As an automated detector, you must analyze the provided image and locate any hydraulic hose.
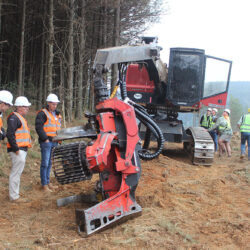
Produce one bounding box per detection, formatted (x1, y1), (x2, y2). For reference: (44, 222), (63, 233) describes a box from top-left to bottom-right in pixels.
(120, 73), (164, 160)
(135, 107), (164, 160)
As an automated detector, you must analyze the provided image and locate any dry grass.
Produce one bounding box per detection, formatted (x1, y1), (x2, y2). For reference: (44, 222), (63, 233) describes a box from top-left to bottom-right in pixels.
(0, 119), (249, 249)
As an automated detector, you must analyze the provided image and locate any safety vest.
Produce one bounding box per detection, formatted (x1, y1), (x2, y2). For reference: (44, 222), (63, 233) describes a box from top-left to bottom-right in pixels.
(0, 115), (3, 147)
(218, 116), (231, 133)
(41, 108), (61, 137)
(201, 115), (212, 129)
(0, 115), (2, 132)
(240, 113), (250, 133)
(7, 112), (31, 148)
(210, 116), (217, 127)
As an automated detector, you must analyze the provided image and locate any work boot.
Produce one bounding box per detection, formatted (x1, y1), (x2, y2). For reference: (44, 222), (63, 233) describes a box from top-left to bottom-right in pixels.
(48, 183), (58, 190)
(42, 185), (53, 192)
(240, 154), (245, 159)
(11, 197), (29, 203)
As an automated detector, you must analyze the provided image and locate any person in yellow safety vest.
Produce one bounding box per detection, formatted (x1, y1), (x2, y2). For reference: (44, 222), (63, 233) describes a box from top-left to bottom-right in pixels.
(237, 108), (250, 161)
(208, 108), (218, 152)
(209, 109), (232, 157)
(35, 93), (62, 192)
(7, 96), (31, 203)
(200, 108), (212, 129)
(0, 90), (13, 147)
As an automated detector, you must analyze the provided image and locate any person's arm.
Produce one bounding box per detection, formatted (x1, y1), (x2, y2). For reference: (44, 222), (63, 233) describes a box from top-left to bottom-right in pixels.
(6, 114), (21, 153)
(209, 117), (221, 132)
(35, 111), (49, 142)
(0, 127), (6, 140)
(200, 115), (203, 125)
(237, 115), (243, 129)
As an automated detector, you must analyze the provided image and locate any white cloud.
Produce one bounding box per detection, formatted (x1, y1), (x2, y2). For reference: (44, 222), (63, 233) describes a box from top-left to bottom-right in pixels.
(145, 0), (250, 81)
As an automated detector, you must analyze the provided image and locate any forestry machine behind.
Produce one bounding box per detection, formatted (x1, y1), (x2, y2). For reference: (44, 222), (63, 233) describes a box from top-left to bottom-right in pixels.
(51, 37), (232, 235)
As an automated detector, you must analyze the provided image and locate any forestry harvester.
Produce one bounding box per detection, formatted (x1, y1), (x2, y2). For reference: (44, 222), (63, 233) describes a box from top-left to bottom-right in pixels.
(51, 37), (232, 235)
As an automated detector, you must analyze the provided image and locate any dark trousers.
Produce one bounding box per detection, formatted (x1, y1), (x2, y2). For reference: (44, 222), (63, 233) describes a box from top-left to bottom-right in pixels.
(209, 130), (218, 152)
(241, 132), (250, 159)
(40, 141), (58, 186)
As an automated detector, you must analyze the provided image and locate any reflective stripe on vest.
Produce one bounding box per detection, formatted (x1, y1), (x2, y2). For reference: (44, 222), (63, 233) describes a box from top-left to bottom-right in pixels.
(240, 114), (250, 132)
(210, 116), (217, 127)
(201, 115), (212, 128)
(0, 116), (3, 147)
(42, 109), (61, 137)
(0, 116), (3, 129)
(7, 112), (31, 148)
(218, 117), (231, 133)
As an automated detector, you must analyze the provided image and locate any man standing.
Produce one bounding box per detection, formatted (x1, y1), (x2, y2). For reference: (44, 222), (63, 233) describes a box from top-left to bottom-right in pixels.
(209, 108), (218, 152)
(200, 108), (212, 129)
(7, 96), (31, 202)
(0, 90), (13, 144)
(237, 108), (250, 160)
(35, 94), (61, 192)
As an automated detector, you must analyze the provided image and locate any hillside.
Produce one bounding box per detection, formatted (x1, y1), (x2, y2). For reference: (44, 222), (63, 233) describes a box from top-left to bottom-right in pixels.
(227, 81), (250, 108)
(0, 110), (249, 249)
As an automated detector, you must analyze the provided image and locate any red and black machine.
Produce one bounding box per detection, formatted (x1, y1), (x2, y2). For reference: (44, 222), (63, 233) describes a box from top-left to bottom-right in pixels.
(52, 64), (156, 235)
(52, 37), (232, 235)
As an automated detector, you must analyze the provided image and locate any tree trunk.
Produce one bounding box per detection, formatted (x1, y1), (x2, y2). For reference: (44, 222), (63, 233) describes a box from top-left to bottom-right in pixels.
(47, 0), (54, 93)
(59, 57), (64, 105)
(111, 0), (120, 92)
(38, 31), (45, 109)
(103, 0), (108, 47)
(43, 40), (48, 103)
(0, 0), (2, 33)
(66, 0), (75, 122)
(76, 0), (86, 119)
(59, 57), (66, 127)
(17, 0), (26, 95)
(0, 0), (2, 84)
(83, 63), (90, 110)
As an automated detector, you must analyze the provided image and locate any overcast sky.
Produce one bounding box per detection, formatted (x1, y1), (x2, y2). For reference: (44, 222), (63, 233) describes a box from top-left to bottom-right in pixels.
(145, 0), (250, 81)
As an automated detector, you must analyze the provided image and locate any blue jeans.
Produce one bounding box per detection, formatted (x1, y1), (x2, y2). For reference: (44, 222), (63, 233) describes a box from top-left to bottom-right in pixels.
(40, 141), (58, 186)
(240, 132), (250, 159)
(209, 130), (218, 152)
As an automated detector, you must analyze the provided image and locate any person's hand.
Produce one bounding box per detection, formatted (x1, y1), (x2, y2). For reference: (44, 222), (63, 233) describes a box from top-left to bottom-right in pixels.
(15, 150), (20, 155)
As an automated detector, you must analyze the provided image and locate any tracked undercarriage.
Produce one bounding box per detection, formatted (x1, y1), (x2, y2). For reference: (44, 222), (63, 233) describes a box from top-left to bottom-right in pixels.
(184, 127), (214, 165)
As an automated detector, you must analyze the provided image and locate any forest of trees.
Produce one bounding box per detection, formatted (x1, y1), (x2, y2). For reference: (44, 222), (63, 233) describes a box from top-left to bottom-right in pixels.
(0, 0), (166, 121)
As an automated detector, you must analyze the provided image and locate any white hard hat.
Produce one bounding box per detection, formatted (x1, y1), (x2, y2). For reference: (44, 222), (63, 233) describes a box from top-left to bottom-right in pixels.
(46, 93), (60, 103)
(212, 108), (218, 113)
(224, 108), (230, 115)
(207, 108), (212, 112)
(0, 90), (13, 106)
(14, 96), (31, 106)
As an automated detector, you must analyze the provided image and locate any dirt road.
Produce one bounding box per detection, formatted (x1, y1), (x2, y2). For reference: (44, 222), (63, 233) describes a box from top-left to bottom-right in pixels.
(0, 134), (249, 249)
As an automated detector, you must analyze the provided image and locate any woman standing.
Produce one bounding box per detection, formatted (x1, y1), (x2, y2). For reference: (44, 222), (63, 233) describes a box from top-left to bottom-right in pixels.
(209, 109), (232, 157)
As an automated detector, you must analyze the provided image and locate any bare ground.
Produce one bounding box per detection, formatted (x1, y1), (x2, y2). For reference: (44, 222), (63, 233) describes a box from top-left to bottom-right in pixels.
(0, 133), (249, 249)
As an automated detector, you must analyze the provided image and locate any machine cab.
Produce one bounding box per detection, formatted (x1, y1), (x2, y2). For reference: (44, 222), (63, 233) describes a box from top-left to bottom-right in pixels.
(167, 48), (232, 109)
(126, 47), (232, 110)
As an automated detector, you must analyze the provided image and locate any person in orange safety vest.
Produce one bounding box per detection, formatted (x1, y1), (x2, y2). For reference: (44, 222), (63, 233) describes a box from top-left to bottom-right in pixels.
(0, 90), (13, 146)
(7, 96), (31, 202)
(35, 93), (62, 192)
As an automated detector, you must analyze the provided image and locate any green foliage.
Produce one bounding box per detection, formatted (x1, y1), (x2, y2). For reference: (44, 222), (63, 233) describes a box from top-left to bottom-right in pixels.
(229, 95), (244, 131)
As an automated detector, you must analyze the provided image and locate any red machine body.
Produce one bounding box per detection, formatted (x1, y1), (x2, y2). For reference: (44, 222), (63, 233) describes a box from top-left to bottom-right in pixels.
(53, 40), (233, 235)
(76, 97), (142, 235)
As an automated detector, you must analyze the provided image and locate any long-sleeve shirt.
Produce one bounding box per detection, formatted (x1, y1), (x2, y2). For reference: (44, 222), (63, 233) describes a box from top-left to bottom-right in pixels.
(35, 108), (60, 143)
(0, 112), (6, 140)
(6, 113), (28, 152)
(209, 116), (232, 135)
